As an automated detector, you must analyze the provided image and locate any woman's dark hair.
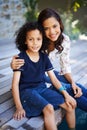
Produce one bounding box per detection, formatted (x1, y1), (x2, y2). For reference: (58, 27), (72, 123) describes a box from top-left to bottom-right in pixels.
(38, 8), (64, 53)
(15, 21), (43, 51)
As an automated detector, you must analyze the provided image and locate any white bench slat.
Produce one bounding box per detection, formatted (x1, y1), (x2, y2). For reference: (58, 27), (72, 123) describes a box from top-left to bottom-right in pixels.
(78, 74), (87, 86)
(0, 98), (14, 114)
(0, 91), (12, 104)
(0, 75), (12, 82)
(1, 118), (28, 129)
(1, 109), (64, 130)
(71, 56), (87, 70)
(0, 57), (11, 64)
(0, 107), (15, 126)
(0, 78), (12, 89)
(0, 38), (19, 59)
(72, 66), (87, 82)
(0, 50), (19, 59)
(72, 63), (87, 75)
(17, 127), (26, 130)
(0, 58), (12, 70)
(0, 67), (13, 75)
(0, 85), (11, 95)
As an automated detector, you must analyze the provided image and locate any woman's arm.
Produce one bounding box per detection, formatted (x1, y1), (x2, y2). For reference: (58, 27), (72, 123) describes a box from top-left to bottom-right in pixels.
(59, 35), (82, 97)
(11, 55), (25, 70)
(64, 73), (82, 98)
(12, 71), (25, 120)
(59, 35), (71, 75)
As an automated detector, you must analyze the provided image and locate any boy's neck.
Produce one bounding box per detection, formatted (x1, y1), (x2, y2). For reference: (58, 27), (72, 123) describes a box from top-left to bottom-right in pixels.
(26, 50), (39, 62)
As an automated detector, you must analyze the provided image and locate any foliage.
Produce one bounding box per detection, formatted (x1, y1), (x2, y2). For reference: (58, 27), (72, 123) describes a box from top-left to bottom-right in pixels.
(58, 0), (87, 39)
(71, 0), (87, 35)
(60, 11), (80, 40)
(22, 0), (39, 22)
(71, 0), (87, 12)
(22, 0), (87, 38)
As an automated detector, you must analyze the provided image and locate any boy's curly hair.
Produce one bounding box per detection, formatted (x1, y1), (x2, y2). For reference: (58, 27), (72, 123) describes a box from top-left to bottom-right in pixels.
(15, 21), (43, 51)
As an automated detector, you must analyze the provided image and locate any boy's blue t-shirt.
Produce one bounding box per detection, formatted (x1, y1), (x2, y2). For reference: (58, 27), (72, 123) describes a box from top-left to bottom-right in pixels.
(18, 51), (53, 91)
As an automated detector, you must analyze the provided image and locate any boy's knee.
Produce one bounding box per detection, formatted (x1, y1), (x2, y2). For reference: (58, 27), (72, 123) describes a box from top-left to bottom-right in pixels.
(67, 105), (76, 113)
(67, 100), (77, 112)
(43, 104), (54, 115)
(73, 100), (77, 109)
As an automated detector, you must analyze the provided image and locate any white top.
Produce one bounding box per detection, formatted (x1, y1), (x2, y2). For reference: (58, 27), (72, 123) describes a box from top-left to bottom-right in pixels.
(48, 34), (71, 75)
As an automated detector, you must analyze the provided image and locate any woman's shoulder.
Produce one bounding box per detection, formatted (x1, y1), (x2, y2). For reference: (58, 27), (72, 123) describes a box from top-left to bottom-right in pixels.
(62, 33), (71, 48)
(63, 33), (70, 42)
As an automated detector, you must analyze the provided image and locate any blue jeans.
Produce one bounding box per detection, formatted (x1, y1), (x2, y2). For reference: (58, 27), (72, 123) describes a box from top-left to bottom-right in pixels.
(44, 70), (87, 112)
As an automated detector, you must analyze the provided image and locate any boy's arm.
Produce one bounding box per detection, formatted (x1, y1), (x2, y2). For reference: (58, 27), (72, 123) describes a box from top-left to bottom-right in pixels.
(12, 71), (25, 120)
(12, 71), (22, 109)
(47, 70), (76, 108)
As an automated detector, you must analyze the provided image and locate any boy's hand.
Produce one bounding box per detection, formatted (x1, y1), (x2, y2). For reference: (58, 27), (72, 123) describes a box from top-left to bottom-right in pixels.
(65, 94), (77, 109)
(13, 108), (26, 120)
(63, 91), (77, 109)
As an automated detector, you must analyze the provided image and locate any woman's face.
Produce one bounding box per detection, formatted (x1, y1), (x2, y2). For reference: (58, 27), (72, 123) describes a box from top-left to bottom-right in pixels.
(42, 17), (61, 42)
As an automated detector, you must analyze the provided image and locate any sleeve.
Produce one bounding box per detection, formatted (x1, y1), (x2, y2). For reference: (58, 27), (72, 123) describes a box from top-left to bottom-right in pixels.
(44, 54), (54, 71)
(59, 35), (71, 75)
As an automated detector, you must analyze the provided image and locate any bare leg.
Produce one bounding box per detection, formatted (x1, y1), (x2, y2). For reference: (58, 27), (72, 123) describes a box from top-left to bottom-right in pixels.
(60, 103), (76, 129)
(43, 104), (57, 130)
(65, 109), (75, 129)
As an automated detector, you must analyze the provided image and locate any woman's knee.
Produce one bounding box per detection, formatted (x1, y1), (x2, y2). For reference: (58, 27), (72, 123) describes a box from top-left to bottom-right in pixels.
(43, 104), (54, 115)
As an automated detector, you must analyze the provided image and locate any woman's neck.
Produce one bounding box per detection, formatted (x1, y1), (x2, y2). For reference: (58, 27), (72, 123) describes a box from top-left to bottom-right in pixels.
(48, 42), (55, 54)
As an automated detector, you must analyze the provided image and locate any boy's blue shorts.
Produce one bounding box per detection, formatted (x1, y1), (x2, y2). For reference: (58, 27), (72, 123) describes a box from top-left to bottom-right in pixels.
(20, 83), (65, 118)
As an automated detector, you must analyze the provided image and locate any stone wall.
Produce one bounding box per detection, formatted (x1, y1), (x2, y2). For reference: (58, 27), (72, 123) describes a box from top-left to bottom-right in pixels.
(0, 0), (26, 39)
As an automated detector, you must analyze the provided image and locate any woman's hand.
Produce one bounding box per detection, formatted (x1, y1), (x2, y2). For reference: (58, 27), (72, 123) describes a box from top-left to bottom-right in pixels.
(13, 108), (26, 120)
(11, 55), (25, 70)
(72, 83), (83, 98)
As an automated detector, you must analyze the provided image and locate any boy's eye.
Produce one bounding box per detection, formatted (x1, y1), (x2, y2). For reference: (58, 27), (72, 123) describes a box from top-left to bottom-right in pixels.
(44, 27), (48, 31)
(29, 38), (33, 41)
(37, 38), (42, 40)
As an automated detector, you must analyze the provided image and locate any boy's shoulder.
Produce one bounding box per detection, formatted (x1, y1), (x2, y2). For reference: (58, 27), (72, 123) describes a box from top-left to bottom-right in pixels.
(18, 51), (26, 58)
(40, 51), (48, 58)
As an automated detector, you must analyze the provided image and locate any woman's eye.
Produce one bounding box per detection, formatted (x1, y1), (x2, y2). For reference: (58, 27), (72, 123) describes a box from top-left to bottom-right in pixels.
(29, 38), (32, 41)
(53, 25), (57, 28)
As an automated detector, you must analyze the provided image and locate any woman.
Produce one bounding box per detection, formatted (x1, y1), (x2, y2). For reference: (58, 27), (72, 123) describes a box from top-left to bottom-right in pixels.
(11, 8), (87, 112)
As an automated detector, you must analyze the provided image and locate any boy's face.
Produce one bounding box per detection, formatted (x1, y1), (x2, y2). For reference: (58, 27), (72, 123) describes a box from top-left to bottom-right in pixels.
(26, 29), (43, 53)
